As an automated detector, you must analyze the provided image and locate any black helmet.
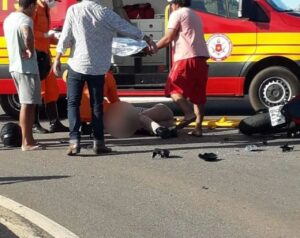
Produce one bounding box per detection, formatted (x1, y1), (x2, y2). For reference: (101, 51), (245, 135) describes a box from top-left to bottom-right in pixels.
(0, 122), (22, 147)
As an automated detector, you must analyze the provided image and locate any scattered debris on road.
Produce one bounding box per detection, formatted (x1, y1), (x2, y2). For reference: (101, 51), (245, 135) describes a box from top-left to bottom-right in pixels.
(152, 148), (170, 159)
(280, 143), (294, 152)
(198, 153), (218, 162)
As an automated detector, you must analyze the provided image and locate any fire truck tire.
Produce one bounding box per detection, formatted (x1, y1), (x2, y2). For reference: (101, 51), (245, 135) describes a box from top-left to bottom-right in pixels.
(249, 66), (300, 111)
(0, 95), (20, 119)
(239, 112), (287, 135)
(0, 95), (67, 119)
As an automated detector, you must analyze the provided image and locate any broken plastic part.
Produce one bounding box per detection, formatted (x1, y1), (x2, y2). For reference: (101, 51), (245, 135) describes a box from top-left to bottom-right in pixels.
(280, 144), (294, 152)
(198, 153), (218, 161)
(152, 148), (170, 159)
(244, 145), (259, 152)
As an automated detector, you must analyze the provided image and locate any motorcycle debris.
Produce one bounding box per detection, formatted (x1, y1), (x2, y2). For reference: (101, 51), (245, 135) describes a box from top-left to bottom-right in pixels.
(152, 148), (170, 159)
(280, 143), (294, 152)
(262, 140), (268, 145)
(198, 153), (218, 161)
(244, 144), (264, 152)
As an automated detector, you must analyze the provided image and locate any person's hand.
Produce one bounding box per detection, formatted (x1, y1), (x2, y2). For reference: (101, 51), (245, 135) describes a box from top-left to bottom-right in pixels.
(21, 49), (32, 59)
(148, 40), (158, 54)
(53, 59), (61, 76)
(44, 30), (56, 38)
(53, 32), (61, 39)
(143, 35), (158, 55)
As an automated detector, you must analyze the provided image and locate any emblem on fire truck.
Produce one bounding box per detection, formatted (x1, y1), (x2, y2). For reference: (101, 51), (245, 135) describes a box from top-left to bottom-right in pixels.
(207, 34), (232, 61)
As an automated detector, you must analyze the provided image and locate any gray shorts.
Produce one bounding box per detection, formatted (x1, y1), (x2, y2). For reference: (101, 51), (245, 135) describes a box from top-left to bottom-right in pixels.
(11, 72), (42, 105)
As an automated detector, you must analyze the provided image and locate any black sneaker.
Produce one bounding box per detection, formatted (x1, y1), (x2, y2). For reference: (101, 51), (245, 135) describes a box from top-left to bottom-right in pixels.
(93, 145), (112, 155)
(32, 124), (49, 134)
(155, 127), (170, 139)
(49, 120), (69, 133)
(168, 127), (178, 138)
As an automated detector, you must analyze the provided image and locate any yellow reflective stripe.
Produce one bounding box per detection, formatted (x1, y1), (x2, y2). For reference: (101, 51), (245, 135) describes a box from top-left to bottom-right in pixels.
(207, 56), (254, 63)
(205, 33), (300, 63)
(0, 58), (9, 64)
(164, 5), (170, 30)
(0, 37), (8, 64)
(2, 32), (300, 65)
(0, 36), (6, 48)
(2, 0), (8, 10)
(258, 33), (300, 45)
(0, 37), (70, 64)
(256, 45), (300, 54)
(49, 47), (70, 63)
(205, 33), (257, 45)
(249, 54), (300, 62)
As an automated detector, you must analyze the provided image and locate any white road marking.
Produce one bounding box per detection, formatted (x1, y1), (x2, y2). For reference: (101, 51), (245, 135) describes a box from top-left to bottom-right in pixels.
(0, 195), (79, 238)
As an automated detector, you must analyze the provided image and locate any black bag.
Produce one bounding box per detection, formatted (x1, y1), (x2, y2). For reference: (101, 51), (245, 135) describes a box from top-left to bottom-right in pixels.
(36, 50), (51, 80)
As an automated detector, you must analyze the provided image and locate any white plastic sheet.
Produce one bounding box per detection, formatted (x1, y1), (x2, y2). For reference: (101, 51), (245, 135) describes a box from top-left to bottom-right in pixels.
(112, 37), (147, 57)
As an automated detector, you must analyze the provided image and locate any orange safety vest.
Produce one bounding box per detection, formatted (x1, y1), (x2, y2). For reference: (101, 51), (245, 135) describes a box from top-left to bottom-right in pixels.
(33, 0), (57, 53)
(80, 72), (120, 122)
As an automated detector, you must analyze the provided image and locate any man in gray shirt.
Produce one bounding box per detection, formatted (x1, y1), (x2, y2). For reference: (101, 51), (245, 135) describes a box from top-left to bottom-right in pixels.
(53, 0), (156, 155)
(4, 0), (44, 151)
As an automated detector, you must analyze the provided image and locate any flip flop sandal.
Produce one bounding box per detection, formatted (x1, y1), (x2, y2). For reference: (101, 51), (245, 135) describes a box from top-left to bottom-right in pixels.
(21, 144), (45, 152)
(188, 130), (203, 137)
(175, 116), (196, 130)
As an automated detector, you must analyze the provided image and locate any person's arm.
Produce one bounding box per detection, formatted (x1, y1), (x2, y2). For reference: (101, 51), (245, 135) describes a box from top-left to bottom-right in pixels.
(53, 52), (63, 76)
(20, 25), (35, 59)
(104, 8), (142, 40)
(156, 28), (177, 50)
(156, 11), (179, 50)
(54, 8), (73, 76)
(103, 9), (157, 53)
(56, 8), (73, 55)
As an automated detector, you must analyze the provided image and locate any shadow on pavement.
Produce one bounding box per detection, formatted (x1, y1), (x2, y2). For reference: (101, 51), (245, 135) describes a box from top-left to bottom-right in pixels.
(0, 175), (71, 185)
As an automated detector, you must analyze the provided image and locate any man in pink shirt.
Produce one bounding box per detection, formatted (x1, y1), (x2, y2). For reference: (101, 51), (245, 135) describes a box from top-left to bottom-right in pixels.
(156, 0), (209, 137)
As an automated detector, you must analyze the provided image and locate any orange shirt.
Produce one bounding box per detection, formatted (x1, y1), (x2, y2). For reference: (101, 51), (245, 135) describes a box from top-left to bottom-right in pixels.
(80, 72), (120, 122)
(33, 1), (56, 53)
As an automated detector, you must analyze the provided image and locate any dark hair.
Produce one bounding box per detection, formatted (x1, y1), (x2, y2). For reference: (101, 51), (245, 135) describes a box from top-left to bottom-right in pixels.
(170, 0), (191, 7)
(19, 0), (37, 9)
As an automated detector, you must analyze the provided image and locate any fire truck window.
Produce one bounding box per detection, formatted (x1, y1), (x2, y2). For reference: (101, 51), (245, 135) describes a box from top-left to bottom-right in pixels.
(191, 0), (227, 17)
(228, 0), (239, 18)
(190, 0), (207, 12)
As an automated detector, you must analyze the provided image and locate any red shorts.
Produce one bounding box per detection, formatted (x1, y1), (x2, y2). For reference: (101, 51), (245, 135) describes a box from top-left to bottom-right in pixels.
(165, 57), (208, 104)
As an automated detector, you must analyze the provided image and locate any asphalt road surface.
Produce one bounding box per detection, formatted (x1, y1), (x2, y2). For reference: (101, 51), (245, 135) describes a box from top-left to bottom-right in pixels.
(0, 98), (299, 238)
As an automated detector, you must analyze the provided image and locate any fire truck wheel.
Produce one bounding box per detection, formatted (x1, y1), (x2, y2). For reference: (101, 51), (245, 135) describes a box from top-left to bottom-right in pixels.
(249, 66), (300, 111)
(0, 95), (20, 119)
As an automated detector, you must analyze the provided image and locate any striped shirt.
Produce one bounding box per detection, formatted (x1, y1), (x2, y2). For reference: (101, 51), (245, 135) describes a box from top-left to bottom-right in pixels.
(56, 0), (143, 75)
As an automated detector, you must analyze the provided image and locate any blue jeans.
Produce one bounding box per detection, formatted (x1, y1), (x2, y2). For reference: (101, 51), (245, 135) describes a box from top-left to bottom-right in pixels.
(67, 67), (105, 143)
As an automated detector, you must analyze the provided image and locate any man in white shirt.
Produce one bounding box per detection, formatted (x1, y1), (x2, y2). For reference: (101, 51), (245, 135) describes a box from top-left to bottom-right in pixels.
(4, 0), (45, 151)
(53, 0), (156, 155)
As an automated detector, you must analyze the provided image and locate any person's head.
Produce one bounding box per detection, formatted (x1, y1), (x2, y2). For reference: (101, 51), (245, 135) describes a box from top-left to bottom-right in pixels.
(103, 101), (140, 138)
(19, 0), (37, 16)
(167, 0), (190, 11)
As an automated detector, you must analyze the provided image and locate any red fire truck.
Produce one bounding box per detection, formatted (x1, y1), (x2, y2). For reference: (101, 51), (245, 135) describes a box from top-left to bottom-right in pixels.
(1, 0), (300, 118)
